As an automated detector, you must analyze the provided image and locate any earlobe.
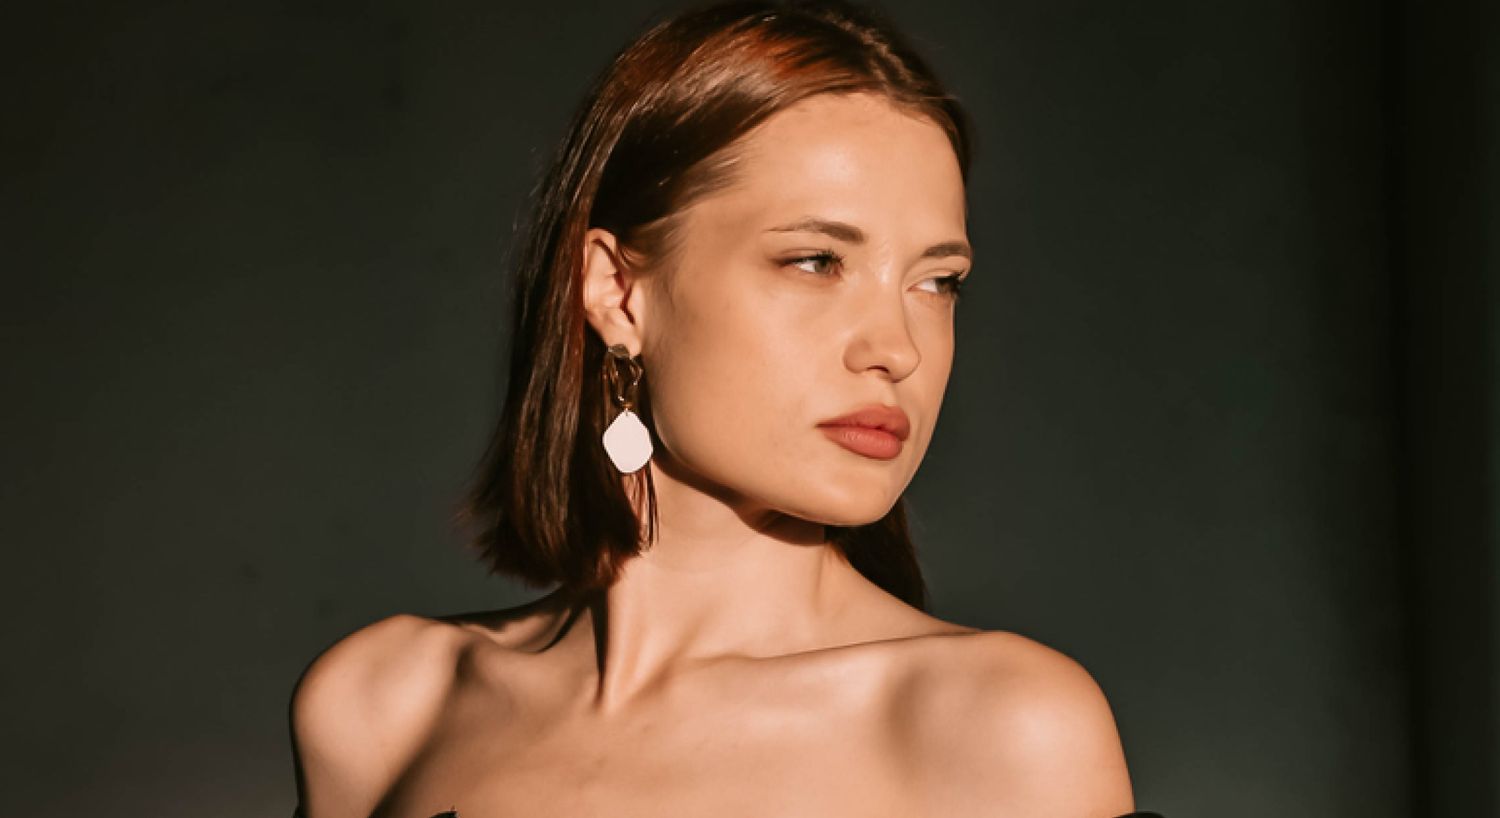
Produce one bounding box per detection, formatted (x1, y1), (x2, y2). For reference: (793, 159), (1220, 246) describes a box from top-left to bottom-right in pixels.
(580, 227), (644, 356)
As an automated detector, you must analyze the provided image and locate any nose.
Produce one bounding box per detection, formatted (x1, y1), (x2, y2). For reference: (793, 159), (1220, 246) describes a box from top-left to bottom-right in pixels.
(841, 285), (921, 382)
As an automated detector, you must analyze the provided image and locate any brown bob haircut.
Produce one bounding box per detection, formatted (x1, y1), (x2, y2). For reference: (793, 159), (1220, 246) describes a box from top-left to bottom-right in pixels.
(459, 0), (972, 611)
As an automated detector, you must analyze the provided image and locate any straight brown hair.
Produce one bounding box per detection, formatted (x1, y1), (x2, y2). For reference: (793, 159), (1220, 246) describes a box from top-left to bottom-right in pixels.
(458, 0), (972, 610)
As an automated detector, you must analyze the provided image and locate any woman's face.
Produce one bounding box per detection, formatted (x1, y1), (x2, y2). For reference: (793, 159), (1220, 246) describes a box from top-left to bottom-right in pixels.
(623, 92), (970, 526)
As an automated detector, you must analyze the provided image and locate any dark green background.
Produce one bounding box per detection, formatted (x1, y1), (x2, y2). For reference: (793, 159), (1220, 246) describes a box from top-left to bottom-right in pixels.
(5, 1), (1495, 815)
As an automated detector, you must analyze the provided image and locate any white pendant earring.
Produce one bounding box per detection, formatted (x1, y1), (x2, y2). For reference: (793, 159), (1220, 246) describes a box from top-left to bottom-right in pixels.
(602, 344), (653, 474)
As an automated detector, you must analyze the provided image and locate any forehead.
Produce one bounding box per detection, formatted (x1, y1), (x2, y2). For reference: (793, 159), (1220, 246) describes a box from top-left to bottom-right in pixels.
(698, 92), (967, 236)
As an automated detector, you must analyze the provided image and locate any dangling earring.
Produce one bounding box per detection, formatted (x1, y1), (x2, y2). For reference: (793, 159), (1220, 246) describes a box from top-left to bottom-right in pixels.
(602, 343), (653, 474)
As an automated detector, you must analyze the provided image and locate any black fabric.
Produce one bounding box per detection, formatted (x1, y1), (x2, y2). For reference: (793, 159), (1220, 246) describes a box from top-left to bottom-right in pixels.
(420, 804), (1158, 810)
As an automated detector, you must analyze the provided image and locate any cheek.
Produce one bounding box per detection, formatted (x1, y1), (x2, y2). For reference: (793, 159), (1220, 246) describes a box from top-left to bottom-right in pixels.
(907, 326), (955, 457)
(642, 281), (955, 522)
(646, 285), (820, 466)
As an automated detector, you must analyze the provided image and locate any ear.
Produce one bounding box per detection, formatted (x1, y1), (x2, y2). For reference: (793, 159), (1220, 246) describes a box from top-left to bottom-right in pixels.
(580, 227), (646, 356)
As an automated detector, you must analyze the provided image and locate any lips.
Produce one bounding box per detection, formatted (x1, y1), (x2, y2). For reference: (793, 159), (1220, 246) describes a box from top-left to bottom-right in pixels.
(816, 404), (911, 460)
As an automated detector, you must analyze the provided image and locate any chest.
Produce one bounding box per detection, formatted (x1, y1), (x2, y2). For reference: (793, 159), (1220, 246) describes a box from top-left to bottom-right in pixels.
(372, 664), (921, 818)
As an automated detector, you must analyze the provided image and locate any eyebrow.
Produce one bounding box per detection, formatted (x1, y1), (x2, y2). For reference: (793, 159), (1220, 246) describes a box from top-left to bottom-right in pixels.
(766, 217), (972, 261)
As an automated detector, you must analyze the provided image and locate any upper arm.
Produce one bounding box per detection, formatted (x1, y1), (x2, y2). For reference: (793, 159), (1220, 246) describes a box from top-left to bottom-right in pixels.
(912, 632), (1135, 818)
(289, 614), (459, 818)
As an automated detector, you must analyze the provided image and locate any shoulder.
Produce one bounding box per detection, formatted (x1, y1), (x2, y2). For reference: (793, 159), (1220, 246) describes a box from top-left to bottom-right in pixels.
(897, 630), (1134, 817)
(289, 594), (578, 817)
(289, 613), (470, 818)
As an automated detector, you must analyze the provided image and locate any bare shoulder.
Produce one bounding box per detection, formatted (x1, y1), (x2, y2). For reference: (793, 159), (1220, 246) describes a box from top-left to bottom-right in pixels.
(290, 613), (469, 818)
(897, 629), (1135, 817)
(289, 593), (577, 817)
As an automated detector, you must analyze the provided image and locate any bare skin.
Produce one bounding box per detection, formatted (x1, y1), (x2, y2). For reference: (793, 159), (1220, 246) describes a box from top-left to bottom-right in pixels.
(291, 92), (1135, 818)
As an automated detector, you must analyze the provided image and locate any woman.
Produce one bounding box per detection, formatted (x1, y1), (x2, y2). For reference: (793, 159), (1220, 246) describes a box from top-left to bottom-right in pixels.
(290, 1), (1153, 816)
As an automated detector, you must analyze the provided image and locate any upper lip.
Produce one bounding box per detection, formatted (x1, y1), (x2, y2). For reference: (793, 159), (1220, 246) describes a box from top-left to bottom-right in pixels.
(817, 404), (911, 441)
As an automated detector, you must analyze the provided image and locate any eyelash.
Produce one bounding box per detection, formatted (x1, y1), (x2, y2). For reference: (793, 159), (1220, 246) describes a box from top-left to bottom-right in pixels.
(783, 250), (967, 300)
(784, 250), (843, 277)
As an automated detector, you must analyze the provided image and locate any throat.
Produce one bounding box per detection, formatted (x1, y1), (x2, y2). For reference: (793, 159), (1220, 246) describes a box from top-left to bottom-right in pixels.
(557, 540), (862, 712)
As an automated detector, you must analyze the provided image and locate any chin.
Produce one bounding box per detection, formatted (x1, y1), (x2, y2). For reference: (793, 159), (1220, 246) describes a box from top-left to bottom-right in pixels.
(779, 486), (900, 528)
(805, 506), (896, 528)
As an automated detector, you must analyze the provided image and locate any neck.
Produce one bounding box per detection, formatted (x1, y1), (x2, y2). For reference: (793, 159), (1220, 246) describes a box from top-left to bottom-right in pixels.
(559, 459), (866, 713)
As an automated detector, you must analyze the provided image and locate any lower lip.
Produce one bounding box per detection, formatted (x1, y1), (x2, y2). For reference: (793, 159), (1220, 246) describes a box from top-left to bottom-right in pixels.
(818, 425), (903, 460)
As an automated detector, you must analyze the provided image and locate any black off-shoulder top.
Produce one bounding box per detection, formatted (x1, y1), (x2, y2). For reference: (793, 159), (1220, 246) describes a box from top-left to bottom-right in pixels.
(296, 803), (1165, 816)
(297, 804), (1164, 817)
(417, 804), (1164, 810)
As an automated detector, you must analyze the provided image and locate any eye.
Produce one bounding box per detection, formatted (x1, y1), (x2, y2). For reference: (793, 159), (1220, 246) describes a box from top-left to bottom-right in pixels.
(783, 250), (843, 276)
(916, 272), (967, 300)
